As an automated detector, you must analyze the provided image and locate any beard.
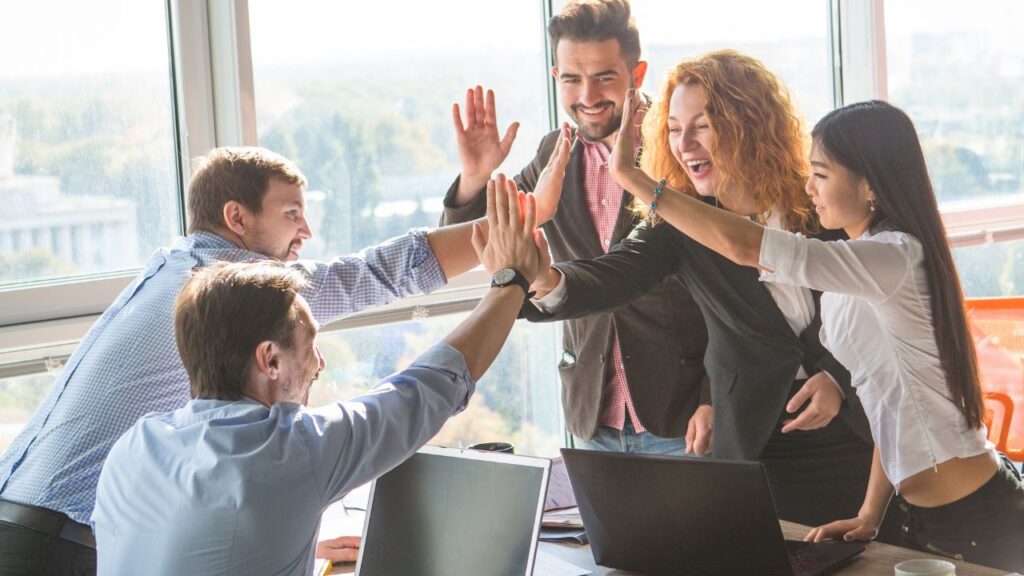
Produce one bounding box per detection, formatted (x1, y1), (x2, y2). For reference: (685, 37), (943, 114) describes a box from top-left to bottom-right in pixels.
(570, 101), (623, 142)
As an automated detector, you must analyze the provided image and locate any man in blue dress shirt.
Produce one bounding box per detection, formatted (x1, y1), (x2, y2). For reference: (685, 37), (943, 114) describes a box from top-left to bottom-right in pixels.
(0, 147), (491, 575)
(92, 182), (544, 574)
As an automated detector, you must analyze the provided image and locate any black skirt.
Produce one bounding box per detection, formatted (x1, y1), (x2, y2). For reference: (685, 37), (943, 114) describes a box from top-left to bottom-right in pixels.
(900, 452), (1024, 572)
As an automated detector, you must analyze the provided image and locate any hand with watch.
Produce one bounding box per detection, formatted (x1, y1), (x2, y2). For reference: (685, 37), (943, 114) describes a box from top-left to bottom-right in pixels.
(470, 174), (551, 300)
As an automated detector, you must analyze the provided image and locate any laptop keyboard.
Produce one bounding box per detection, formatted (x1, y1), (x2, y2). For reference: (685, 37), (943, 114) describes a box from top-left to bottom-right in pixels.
(789, 548), (827, 575)
(785, 540), (861, 576)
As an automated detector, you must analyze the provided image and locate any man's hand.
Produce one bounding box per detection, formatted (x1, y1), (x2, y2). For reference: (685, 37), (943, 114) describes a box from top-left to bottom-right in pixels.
(471, 174), (549, 284)
(453, 86), (519, 205)
(804, 514), (880, 543)
(781, 371), (842, 433)
(685, 404), (713, 455)
(532, 122), (572, 224)
(316, 535), (361, 563)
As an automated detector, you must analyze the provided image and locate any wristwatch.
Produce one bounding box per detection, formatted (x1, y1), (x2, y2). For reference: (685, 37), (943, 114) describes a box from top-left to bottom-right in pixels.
(490, 267), (534, 298)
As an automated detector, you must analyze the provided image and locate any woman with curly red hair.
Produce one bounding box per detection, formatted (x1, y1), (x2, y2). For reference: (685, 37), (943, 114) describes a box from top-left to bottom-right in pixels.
(525, 50), (889, 530)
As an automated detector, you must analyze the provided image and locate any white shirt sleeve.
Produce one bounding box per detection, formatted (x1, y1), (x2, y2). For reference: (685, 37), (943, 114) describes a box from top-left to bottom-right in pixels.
(530, 268), (567, 313)
(759, 228), (914, 303)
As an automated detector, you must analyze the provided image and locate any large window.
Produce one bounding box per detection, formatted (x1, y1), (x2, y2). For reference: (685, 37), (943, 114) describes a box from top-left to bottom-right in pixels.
(885, 0), (1024, 208)
(311, 316), (564, 457)
(0, 372), (57, 453)
(885, 1), (1024, 297)
(5, 0), (1024, 459)
(552, 0), (834, 126)
(247, 2), (562, 456)
(248, 1), (551, 258)
(0, 0), (181, 287)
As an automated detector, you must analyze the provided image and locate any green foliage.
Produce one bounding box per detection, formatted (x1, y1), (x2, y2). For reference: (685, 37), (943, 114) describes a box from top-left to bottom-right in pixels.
(923, 143), (990, 202)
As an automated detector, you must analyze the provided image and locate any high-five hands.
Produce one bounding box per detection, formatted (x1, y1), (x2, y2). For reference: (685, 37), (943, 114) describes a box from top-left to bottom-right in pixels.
(453, 86), (520, 205)
(471, 174), (551, 284)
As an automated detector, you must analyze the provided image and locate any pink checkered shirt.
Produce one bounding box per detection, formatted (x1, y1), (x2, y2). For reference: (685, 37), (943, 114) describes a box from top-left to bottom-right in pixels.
(578, 118), (645, 433)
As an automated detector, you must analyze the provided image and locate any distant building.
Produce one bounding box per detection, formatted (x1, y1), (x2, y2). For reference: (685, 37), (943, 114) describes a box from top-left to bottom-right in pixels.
(0, 109), (137, 278)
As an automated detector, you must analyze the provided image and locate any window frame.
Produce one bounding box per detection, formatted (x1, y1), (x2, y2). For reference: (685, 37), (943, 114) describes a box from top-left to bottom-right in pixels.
(6, 0), (1020, 378)
(0, 0), (537, 378)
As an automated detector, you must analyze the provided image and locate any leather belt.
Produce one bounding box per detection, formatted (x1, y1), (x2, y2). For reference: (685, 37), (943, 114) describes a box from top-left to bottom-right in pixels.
(0, 499), (96, 549)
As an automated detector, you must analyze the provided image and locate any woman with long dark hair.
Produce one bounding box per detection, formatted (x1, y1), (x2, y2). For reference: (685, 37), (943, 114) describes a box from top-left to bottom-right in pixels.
(607, 94), (1024, 569)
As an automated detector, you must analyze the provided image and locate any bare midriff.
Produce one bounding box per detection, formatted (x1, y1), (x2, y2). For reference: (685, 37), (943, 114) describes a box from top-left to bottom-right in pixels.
(899, 450), (999, 508)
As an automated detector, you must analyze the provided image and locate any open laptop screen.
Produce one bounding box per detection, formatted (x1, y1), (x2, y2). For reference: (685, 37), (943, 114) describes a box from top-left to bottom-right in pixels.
(356, 445), (550, 576)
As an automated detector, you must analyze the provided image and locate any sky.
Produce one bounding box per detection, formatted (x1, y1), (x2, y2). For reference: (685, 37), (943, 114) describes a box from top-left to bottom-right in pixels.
(0, 1), (1020, 78)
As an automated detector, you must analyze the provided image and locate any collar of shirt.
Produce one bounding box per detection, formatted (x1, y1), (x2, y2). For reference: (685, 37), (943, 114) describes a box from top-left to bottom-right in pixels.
(175, 230), (248, 252)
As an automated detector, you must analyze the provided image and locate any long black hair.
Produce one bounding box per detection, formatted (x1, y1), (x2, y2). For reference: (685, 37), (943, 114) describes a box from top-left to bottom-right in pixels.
(812, 100), (983, 429)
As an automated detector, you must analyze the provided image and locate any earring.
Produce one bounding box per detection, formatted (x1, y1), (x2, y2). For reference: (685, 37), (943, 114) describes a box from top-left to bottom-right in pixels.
(868, 199), (876, 212)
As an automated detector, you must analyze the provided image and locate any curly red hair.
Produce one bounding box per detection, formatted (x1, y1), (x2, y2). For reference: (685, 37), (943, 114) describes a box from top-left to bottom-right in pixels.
(635, 50), (814, 233)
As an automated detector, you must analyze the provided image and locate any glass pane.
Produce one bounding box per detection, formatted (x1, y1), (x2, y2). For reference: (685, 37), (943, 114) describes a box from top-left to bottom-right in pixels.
(885, 0), (1024, 207)
(0, 1), (181, 287)
(310, 316), (564, 458)
(956, 240), (1024, 298)
(553, 0), (834, 126)
(0, 372), (58, 453)
(248, 1), (549, 258)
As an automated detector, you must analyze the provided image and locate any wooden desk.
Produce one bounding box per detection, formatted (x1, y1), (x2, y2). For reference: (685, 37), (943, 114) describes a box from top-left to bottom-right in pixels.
(537, 521), (1009, 575)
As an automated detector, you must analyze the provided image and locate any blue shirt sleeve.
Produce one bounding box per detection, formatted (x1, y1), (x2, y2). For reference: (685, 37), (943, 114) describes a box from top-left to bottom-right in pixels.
(294, 229), (448, 324)
(295, 342), (473, 503)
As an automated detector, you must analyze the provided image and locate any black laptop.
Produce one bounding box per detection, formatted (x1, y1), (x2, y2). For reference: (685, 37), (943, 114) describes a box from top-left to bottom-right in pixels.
(560, 449), (864, 576)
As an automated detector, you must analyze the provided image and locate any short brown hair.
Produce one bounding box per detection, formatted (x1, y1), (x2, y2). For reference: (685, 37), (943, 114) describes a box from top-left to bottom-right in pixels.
(174, 261), (308, 400)
(548, 0), (641, 69)
(186, 147), (307, 234)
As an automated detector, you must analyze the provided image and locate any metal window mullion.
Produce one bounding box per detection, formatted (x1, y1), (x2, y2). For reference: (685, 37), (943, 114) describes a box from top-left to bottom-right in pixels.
(837, 0), (888, 104)
(207, 0), (257, 147)
(828, 0), (844, 109)
(542, 0), (558, 132)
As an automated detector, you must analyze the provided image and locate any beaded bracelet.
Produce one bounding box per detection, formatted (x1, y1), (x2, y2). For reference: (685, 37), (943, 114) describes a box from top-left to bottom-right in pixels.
(649, 179), (667, 215)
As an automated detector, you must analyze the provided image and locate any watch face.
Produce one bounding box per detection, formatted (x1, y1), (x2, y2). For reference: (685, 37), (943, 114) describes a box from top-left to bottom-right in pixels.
(493, 268), (515, 285)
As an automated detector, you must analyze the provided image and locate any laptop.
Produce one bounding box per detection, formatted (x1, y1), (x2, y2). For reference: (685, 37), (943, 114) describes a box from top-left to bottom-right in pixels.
(356, 445), (551, 576)
(561, 449), (864, 576)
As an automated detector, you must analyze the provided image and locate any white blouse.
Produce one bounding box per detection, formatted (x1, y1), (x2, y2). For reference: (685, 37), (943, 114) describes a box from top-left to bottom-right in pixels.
(759, 226), (992, 487)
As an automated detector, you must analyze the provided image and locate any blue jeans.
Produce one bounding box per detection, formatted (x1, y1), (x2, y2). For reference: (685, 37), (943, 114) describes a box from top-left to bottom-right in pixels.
(572, 423), (689, 456)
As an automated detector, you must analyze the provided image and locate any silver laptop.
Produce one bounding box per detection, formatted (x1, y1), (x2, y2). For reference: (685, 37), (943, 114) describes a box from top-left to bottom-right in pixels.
(356, 445), (551, 576)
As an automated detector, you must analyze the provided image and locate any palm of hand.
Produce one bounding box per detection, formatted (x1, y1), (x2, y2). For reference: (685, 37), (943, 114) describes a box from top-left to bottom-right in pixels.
(531, 123), (572, 224)
(458, 125), (505, 175)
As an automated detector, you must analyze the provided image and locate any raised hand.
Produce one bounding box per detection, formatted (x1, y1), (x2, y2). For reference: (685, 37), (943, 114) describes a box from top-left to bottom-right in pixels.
(453, 86), (520, 205)
(608, 88), (645, 188)
(471, 174), (547, 284)
(531, 122), (572, 224)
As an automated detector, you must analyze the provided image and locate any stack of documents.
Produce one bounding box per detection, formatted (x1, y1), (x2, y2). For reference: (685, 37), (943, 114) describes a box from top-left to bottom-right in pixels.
(541, 458), (587, 543)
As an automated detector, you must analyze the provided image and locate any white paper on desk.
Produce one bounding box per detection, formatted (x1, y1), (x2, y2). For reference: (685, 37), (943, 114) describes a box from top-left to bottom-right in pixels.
(545, 457), (577, 511)
(534, 549), (589, 576)
(542, 506), (583, 528)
